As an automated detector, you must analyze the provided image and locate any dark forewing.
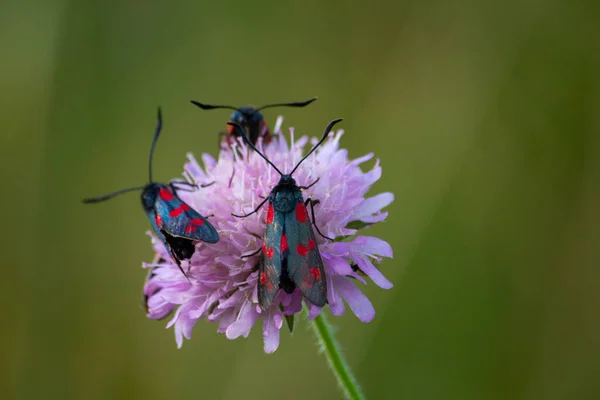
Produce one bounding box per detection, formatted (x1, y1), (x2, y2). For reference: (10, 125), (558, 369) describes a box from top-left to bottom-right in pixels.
(146, 195), (189, 277)
(154, 189), (219, 244)
(285, 200), (327, 307)
(147, 208), (169, 250)
(258, 202), (284, 310)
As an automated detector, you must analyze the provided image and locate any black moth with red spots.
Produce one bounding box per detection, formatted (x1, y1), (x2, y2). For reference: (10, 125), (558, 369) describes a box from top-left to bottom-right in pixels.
(83, 108), (219, 278)
(230, 118), (343, 311)
(190, 97), (317, 147)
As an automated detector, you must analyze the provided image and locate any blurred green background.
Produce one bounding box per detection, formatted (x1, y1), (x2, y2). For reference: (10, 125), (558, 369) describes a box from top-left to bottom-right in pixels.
(1, 0), (599, 399)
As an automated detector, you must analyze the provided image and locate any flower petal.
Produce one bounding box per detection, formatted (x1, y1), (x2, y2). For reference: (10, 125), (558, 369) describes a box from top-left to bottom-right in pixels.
(351, 236), (394, 258)
(146, 293), (175, 320)
(322, 253), (366, 285)
(334, 276), (375, 322)
(354, 254), (393, 289)
(327, 275), (345, 316)
(226, 301), (259, 339)
(308, 304), (323, 320)
(263, 310), (283, 353)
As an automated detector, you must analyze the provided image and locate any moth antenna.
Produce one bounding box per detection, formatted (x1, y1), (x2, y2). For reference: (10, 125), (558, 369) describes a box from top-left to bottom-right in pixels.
(254, 97), (318, 113)
(148, 107), (163, 183)
(82, 186), (146, 203)
(289, 118), (343, 177)
(190, 101), (239, 112)
(227, 122), (283, 176)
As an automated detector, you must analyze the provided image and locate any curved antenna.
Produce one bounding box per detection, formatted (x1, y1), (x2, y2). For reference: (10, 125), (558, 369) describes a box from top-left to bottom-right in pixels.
(148, 107), (163, 183)
(227, 122), (283, 176)
(289, 118), (343, 177)
(190, 100), (238, 112)
(82, 186), (146, 203)
(255, 97), (318, 113)
(190, 97), (318, 116)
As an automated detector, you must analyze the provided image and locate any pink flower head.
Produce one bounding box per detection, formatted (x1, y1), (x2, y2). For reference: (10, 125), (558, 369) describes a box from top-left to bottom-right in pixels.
(143, 116), (394, 353)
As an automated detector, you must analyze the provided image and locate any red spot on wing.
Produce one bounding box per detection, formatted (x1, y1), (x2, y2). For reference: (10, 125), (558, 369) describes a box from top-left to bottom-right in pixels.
(159, 188), (174, 201)
(227, 124), (235, 135)
(185, 225), (197, 233)
(296, 202), (308, 223)
(265, 247), (274, 259)
(259, 272), (267, 284)
(302, 274), (313, 288)
(190, 218), (204, 226)
(169, 207), (183, 217)
(310, 268), (322, 281)
(155, 215), (163, 226)
(266, 204), (274, 224)
(262, 242), (267, 254)
(296, 244), (309, 257)
(265, 279), (274, 291)
(308, 239), (316, 250)
(181, 204), (190, 211)
(281, 234), (288, 253)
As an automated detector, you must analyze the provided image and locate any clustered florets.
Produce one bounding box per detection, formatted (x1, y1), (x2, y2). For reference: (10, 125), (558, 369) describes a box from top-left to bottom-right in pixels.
(143, 116), (393, 353)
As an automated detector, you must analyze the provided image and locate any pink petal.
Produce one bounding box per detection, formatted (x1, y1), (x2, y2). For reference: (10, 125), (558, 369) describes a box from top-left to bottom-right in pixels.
(352, 193), (394, 220)
(263, 311), (283, 354)
(226, 302), (259, 339)
(358, 212), (389, 224)
(358, 161), (381, 185)
(327, 275), (345, 316)
(217, 309), (237, 333)
(201, 153), (216, 169)
(323, 253), (366, 284)
(184, 153), (204, 177)
(349, 153), (374, 167)
(325, 254), (350, 274)
(327, 242), (351, 257)
(173, 310), (196, 348)
(146, 295), (175, 320)
(281, 292), (303, 315)
(354, 255), (393, 289)
(217, 290), (244, 309)
(351, 236), (394, 258)
(174, 322), (184, 349)
(308, 304), (323, 320)
(334, 276), (375, 322)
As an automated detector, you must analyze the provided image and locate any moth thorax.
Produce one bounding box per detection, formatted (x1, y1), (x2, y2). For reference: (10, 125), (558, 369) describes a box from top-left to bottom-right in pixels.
(273, 189), (299, 213)
(141, 184), (159, 213)
(277, 175), (296, 186)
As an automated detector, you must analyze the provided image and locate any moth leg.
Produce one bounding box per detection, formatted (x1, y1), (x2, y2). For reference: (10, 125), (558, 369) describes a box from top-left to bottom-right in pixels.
(172, 181), (214, 193)
(173, 187), (195, 193)
(240, 245), (263, 258)
(305, 198), (334, 241)
(299, 177), (320, 190)
(171, 180), (197, 187)
(232, 196), (269, 218)
(170, 181), (199, 192)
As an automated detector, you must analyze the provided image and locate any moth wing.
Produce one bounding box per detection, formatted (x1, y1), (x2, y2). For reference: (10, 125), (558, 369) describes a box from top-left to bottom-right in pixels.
(154, 190), (219, 244)
(284, 200), (327, 307)
(146, 194), (189, 277)
(258, 202), (284, 310)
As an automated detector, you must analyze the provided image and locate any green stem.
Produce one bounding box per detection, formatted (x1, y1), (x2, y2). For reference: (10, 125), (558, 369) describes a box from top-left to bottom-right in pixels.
(310, 311), (366, 400)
